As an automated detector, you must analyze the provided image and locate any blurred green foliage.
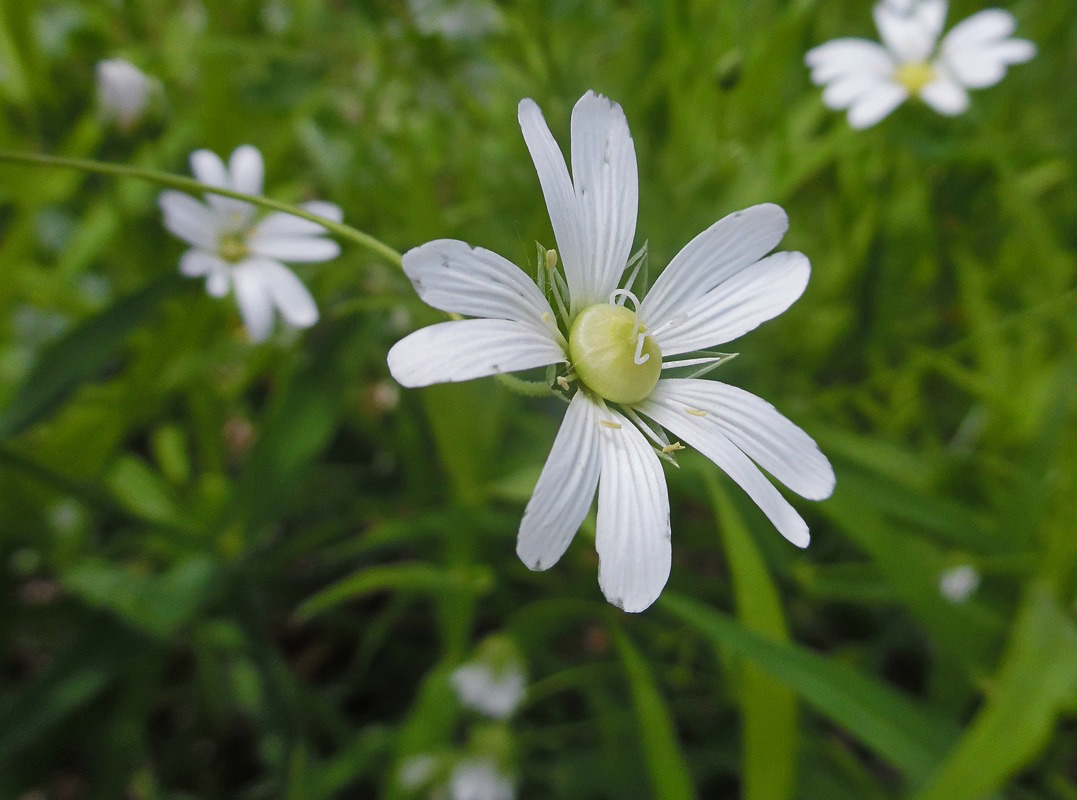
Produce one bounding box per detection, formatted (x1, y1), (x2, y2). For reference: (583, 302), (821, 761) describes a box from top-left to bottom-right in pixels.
(1, 0), (1075, 798)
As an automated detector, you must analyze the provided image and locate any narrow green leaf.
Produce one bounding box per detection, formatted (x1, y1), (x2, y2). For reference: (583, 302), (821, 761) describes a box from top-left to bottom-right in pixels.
(912, 586), (1077, 800)
(614, 630), (697, 800)
(64, 555), (221, 638)
(295, 563), (492, 620)
(707, 475), (797, 800)
(0, 273), (182, 437)
(662, 593), (959, 780)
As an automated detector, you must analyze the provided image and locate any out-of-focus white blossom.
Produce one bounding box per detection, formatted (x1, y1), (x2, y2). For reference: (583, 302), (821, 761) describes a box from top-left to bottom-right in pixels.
(806, 0), (1036, 128)
(939, 564), (980, 603)
(449, 758), (515, 800)
(95, 58), (155, 128)
(159, 145), (342, 342)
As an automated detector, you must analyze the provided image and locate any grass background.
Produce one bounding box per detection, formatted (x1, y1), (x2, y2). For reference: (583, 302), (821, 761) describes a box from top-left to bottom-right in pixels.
(1, 0), (1075, 798)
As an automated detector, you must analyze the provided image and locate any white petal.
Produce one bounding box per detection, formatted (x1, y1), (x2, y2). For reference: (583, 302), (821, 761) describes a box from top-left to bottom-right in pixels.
(822, 72), (893, 109)
(179, 249), (227, 278)
(190, 148), (254, 222)
(232, 263), (276, 342)
(941, 11), (1036, 89)
(637, 383), (811, 547)
(246, 258), (319, 328)
(517, 392), (602, 570)
(873, 0), (941, 63)
(190, 149), (228, 188)
(847, 81), (908, 128)
(569, 91), (639, 307)
(647, 379), (834, 500)
(654, 251), (810, 356)
(595, 406), (671, 612)
(805, 38), (896, 84)
(919, 72), (969, 115)
(159, 190), (219, 249)
(387, 319), (565, 388)
(400, 239), (560, 339)
(641, 204), (788, 331)
(206, 270), (231, 297)
(228, 145), (264, 196)
(941, 9), (1015, 51)
(518, 98), (588, 309)
(249, 235), (341, 263)
(253, 201), (343, 238)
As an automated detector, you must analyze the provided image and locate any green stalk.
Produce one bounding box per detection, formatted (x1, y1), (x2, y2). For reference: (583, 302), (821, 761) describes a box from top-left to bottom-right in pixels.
(0, 149), (403, 268)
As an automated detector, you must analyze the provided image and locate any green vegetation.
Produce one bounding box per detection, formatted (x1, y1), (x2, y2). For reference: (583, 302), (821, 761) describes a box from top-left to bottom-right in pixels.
(1, 0), (1074, 798)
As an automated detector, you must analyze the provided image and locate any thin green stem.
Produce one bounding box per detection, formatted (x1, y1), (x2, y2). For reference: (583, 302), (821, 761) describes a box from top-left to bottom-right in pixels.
(0, 150), (403, 268)
(495, 373), (555, 398)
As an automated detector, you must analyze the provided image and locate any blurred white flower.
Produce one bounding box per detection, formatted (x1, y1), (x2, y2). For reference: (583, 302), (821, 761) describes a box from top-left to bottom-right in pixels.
(939, 564), (980, 603)
(450, 641), (526, 720)
(398, 754), (440, 790)
(449, 758), (514, 800)
(407, 0), (502, 41)
(96, 58), (155, 128)
(388, 91), (834, 612)
(159, 145), (342, 342)
(806, 0), (1036, 128)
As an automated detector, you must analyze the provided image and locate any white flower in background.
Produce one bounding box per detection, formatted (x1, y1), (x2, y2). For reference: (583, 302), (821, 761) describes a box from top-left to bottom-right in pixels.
(939, 564), (980, 603)
(806, 0), (1036, 128)
(388, 91), (835, 612)
(451, 638), (526, 720)
(449, 758), (515, 800)
(407, 0), (503, 41)
(95, 58), (155, 128)
(159, 145), (342, 342)
(398, 754), (440, 790)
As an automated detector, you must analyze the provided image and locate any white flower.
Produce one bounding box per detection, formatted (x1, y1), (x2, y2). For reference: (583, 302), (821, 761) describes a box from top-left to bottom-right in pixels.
(451, 645), (526, 720)
(398, 754), (440, 790)
(939, 564), (980, 603)
(159, 145), (342, 342)
(95, 58), (155, 128)
(806, 0), (1036, 128)
(449, 758), (515, 800)
(387, 91), (835, 612)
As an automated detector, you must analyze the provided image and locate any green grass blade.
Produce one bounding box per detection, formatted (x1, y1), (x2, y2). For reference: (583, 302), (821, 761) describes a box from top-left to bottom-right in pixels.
(912, 586), (1077, 800)
(662, 592), (959, 780)
(0, 273), (182, 437)
(707, 475), (797, 800)
(614, 629), (697, 800)
(295, 563), (492, 620)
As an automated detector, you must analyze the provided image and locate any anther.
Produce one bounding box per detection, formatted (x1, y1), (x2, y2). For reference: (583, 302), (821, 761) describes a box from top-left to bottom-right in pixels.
(684, 407), (707, 417)
(599, 419), (623, 429)
(661, 442), (685, 454)
(556, 375), (571, 391)
(545, 249), (559, 270)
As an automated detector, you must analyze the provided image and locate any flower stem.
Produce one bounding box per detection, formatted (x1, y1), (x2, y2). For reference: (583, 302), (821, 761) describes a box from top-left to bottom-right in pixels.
(0, 149), (403, 268)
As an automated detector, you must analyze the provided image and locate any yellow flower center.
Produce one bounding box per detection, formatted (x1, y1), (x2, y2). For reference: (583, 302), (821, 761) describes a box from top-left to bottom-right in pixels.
(569, 302), (661, 405)
(219, 232), (249, 263)
(895, 62), (936, 95)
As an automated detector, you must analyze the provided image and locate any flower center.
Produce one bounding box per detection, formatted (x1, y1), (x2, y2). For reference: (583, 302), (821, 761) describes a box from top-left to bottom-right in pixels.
(895, 61), (935, 95)
(219, 232), (249, 263)
(568, 299), (661, 405)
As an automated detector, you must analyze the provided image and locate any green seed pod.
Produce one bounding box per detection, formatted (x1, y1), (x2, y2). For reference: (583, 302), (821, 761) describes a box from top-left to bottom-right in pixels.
(569, 303), (662, 405)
